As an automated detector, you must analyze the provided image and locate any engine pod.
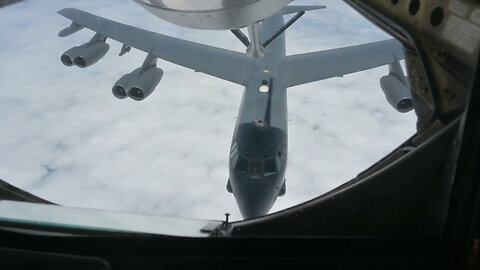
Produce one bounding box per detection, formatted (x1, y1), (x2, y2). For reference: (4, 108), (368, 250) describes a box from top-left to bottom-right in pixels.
(127, 67), (163, 101)
(73, 42), (110, 68)
(112, 69), (140, 99)
(61, 46), (81, 66)
(380, 74), (414, 113)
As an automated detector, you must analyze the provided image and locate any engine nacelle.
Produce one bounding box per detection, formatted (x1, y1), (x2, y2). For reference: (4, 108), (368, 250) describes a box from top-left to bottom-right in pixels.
(60, 33), (109, 68)
(112, 70), (138, 99)
(60, 46), (80, 66)
(380, 74), (413, 113)
(112, 67), (163, 101)
(127, 67), (163, 101)
(72, 42), (110, 68)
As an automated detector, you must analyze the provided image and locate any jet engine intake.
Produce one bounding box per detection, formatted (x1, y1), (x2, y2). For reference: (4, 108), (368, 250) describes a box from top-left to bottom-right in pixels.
(72, 42), (110, 68)
(380, 74), (413, 113)
(127, 67), (163, 101)
(60, 33), (109, 68)
(112, 66), (163, 101)
(61, 46), (80, 66)
(112, 71), (136, 99)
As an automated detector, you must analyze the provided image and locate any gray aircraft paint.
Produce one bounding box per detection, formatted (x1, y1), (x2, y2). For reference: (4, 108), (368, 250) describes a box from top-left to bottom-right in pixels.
(228, 13), (289, 219)
(236, 13), (287, 130)
(57, 4), (409, 220)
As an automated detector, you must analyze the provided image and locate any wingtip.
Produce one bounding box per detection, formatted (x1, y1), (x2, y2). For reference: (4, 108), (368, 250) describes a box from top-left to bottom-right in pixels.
(56, 8), (68, 15)
(57, 7), (78, 16)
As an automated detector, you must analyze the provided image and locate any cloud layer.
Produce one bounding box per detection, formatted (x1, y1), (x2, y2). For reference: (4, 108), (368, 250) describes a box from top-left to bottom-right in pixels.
(0, 0), (416, 220)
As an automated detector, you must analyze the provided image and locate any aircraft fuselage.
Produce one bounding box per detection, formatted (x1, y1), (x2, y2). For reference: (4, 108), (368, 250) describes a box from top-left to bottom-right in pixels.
(58, 3), (409, 221)
(228, 13), (288, 219)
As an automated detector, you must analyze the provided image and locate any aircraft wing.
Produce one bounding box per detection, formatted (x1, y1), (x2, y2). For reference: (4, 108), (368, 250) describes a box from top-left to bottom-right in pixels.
(57, 8), (255, 86)
(277, 39), (404, 88)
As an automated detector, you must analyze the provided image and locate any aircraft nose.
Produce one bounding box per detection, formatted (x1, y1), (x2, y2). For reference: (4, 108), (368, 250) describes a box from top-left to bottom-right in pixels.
(235, 181), (277, 219)
(239, 200), (271, 219)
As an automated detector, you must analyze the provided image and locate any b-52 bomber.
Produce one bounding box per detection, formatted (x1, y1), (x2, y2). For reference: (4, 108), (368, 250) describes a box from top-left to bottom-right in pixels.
(58, 2), (413, 219)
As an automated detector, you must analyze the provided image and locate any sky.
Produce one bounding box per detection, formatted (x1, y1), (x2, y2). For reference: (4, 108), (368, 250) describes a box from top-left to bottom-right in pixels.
(0, 0), (417, 221)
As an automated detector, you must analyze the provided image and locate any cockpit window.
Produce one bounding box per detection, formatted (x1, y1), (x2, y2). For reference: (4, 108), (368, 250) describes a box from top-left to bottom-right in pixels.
(248, 161), (264, 178)
(230, 142), (238, 163)
(230, 142), (237, 154)
(264, 159), (277, 176)
(235, 156), (277, 178)
(236, 157), (248, 175)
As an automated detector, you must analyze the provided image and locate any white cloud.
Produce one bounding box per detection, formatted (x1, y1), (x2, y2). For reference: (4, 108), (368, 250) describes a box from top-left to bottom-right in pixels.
(0, 0), (416, 221)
